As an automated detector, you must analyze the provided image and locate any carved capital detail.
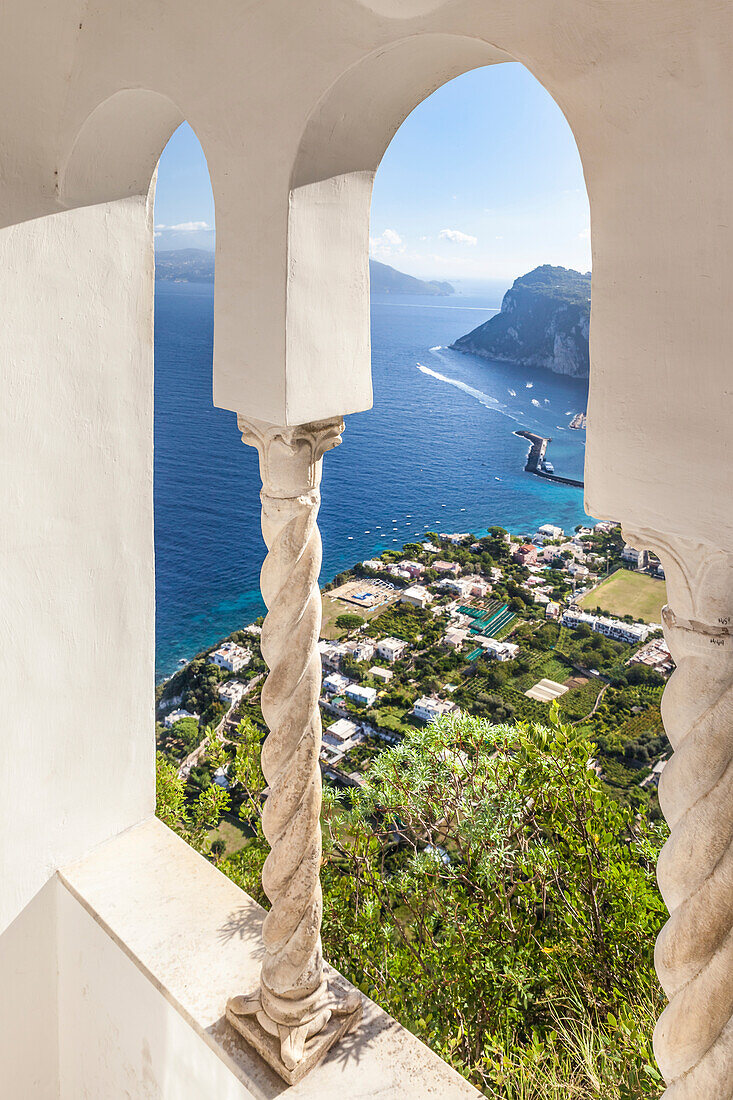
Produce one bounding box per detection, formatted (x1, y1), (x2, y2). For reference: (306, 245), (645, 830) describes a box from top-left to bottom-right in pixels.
(622, 526), (733, 637)
(237, 415), (344, 499)
(623, 526), (733, 1096)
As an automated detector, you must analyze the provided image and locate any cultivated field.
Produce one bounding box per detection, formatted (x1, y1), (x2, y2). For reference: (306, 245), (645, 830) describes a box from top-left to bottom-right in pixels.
(579, 569), (667, 623)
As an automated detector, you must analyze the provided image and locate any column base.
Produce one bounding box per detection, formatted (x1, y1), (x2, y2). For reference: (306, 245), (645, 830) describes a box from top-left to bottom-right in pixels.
(226, 976), (362, 1085)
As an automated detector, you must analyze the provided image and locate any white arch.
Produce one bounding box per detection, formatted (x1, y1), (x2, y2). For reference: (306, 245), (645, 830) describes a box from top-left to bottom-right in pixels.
(59, 88), (184, 208)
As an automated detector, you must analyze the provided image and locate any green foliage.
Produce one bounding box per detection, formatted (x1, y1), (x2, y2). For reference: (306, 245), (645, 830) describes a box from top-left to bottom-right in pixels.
(230, 717), (265, 823)
(336, 612), (364, 630)
(155, 735), (230, 857)
(318, 712), (667, 1095)
(170, 716), (201, 752)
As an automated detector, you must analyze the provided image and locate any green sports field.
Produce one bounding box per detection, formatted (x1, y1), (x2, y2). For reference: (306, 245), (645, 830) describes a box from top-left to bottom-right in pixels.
(578, 569), (667, 623)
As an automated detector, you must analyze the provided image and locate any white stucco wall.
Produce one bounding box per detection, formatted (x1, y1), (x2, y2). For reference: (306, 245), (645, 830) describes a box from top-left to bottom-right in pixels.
(0, 880), (59, 1100)
(57, 887), (256, 1100)
(0, 195), (156, 934)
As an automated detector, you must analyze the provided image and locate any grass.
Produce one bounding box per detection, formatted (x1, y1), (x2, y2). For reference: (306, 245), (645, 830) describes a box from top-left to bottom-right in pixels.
(579, 569), (667, 623)
(207, 815), (251, 856)
(320, 592), (394, 640)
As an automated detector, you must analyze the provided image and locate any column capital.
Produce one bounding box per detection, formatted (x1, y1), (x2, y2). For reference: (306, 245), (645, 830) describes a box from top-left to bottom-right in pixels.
(623, 525), (733, 637)
(237, 415), (344, 498)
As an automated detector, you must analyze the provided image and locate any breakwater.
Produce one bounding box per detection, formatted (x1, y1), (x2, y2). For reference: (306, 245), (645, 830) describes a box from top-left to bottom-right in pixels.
(514, 430), (585, 489)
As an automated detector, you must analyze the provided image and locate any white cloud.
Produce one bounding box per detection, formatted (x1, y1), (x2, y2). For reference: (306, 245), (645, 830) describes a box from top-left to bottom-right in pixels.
(369, 228), (406, 260)
(155, 221), (213, 232)
(439, 228), (478, 245)
(382, 228), (402, 246)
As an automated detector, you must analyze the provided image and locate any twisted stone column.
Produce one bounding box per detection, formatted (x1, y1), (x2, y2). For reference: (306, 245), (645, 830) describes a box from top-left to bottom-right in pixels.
(226, 415), (360, 1084)
(625, 529), (733, 1097)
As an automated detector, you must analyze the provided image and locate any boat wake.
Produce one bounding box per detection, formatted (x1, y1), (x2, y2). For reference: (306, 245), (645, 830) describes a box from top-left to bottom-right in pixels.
(429, 345), (442, 352)
(416, 362), (520, 423)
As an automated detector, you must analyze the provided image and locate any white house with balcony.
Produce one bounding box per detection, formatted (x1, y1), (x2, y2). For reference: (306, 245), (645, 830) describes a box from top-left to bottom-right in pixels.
(376, 637), (408, 663)
(323, 672), (352, 696)
(208, 642), (251, 673)
(218, 680), (248, 708)
(344, 683), (378, 708)
(562, 608), (651, 645)
(400, 584), (433, 609)
(2, 2), (732, 1097)
(412, 696), (456, 723)
(480, 638), (520, 661)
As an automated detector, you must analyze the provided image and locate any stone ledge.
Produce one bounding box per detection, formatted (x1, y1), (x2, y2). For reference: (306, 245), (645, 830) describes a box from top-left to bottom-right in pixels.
(58, 816), (480, 1098)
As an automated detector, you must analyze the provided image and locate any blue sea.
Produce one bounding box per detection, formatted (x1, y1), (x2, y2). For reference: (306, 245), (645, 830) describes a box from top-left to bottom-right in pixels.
(154, 282), (591, 680)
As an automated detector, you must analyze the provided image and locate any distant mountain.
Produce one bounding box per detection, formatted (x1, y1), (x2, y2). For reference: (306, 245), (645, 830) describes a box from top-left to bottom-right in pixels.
(450, 265), (591, 377)
(154, 249), (454, 297)
(369, 259), (453, 296)
(155, 248), (215, 282)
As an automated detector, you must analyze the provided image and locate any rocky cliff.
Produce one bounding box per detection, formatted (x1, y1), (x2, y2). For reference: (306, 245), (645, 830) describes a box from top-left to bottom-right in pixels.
(450, 265), (590, 377)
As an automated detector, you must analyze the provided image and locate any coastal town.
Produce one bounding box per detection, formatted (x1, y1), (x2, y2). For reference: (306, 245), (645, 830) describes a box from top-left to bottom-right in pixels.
(157, 517), (673, 853)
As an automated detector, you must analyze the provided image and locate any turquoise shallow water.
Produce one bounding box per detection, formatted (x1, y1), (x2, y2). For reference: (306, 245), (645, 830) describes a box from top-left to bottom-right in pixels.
(154, 282), (592, 679)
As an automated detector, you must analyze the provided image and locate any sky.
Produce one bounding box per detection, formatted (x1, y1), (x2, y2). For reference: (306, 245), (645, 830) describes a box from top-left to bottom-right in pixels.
(154, 62), (591, 284)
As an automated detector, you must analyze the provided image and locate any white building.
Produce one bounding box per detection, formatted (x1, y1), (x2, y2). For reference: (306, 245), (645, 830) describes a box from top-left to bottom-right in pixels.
(562, 608), (651, 645)
(218, 680), (247, 707)
(546, 602), (561, 620)
(400, 584), (433, 609)
(412, 696), (456, 723)
(361, 559), (383, 572)
(342, 638), (376, 663)
(325, 717), (360, 744)
(368, 666), (394, 683)
(323, 672), (351, 695)
(318, 640), (348, 671)
(621, 543), (640, 564)
(462, 575), (490, 598)
(480, 638), (520, 661)
(376, 637), (408, 663)
(389, 566), (413, 582)
(163, 708), (200, 729)
(538, 524), (564, 539)
(344, 683), (377, 708)
(443, 627), (468, 650)
(209, 642), (251, 673)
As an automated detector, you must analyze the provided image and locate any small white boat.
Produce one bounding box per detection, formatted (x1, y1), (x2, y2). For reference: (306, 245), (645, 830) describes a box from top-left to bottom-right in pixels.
(495, 477), (501, 481)
(526, 382), (533, 388)
(508, 389), (516, 397)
